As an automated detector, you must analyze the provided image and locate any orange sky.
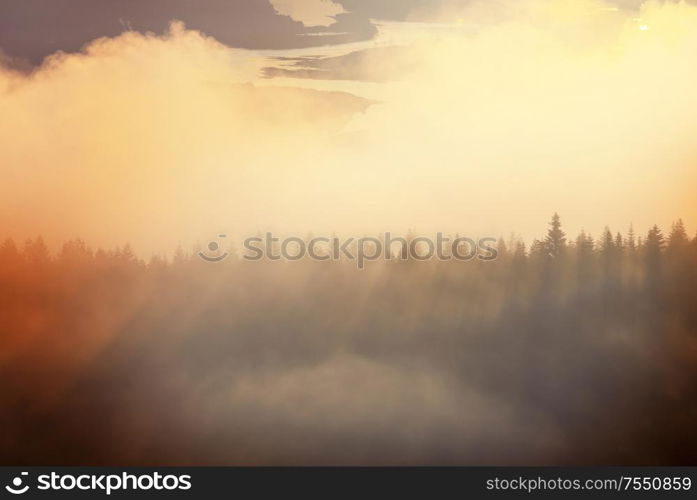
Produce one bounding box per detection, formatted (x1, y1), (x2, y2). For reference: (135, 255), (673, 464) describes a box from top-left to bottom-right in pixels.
(1, 0), (696, 255)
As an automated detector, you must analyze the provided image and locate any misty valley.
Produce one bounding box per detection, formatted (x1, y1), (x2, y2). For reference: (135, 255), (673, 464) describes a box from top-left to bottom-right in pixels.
(1, 216), (696, 464)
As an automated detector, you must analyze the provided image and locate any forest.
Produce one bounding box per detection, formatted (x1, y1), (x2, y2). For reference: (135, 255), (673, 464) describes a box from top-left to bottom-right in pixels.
(1, 215), (696, 465)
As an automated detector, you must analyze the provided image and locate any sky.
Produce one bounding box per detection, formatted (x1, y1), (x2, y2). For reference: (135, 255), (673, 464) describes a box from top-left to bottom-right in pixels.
(1, 0), (696, 254)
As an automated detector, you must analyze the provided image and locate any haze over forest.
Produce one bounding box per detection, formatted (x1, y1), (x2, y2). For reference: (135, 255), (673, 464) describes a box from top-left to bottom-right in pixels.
(2, 215), (697, 464)
(2, 0), (697, 465)
(2, 0), (697, 253)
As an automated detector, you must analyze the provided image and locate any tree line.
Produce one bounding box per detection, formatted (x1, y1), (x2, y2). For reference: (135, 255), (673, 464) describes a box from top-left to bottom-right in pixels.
(1, 214), (696, 465)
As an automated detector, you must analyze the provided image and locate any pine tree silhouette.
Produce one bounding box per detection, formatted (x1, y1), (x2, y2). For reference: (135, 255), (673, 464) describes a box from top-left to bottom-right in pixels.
(544, 213), (566, 259)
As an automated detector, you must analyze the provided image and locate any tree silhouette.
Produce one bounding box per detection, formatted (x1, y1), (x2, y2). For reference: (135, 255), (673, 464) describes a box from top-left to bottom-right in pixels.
(544, 212), (566, 259)
(645, 225), (665, 259)
(668, 219), (689, 252)
(1, 216), (696, 466)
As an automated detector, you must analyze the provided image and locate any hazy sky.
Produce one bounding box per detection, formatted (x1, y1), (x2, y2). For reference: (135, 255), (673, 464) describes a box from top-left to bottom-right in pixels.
(1, 0), (696, 254)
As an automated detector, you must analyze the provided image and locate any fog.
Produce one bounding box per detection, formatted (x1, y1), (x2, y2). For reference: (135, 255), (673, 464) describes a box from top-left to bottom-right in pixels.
(1, 1), (697, 254)
(1, 217), (697, 464)
(2, 0), (697, 465)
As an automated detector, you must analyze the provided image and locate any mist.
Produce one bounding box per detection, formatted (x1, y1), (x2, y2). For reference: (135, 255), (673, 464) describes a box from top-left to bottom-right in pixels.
(2, 1), (697, 465)
(2, 216), (696, 464)
(1, 1), (697, 254)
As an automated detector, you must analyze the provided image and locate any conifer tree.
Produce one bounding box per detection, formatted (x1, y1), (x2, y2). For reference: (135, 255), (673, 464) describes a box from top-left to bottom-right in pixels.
(544, 213), (566, 259)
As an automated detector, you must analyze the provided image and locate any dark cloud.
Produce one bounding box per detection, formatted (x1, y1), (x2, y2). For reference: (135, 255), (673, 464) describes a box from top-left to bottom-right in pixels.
(0, 47), (32, 72)
(0, 0), (376, 64)
(335, 0), (688, 22)
(1, 0), (669, 67)
(305, 10), (377, 41)
(336, 0), (438, 21)
(262, 46), (414, 82)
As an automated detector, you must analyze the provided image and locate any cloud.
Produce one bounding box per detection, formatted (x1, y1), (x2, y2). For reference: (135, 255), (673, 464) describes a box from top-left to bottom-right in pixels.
(262, 47), (415, 82)
(330, 0), (697, 239)
(2, 1), (697, 253)
(0, 0), (370, 65)
(270, 0), (345, 27)
(0, 22), (372, 252)
(336, 0), (686, 22)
